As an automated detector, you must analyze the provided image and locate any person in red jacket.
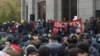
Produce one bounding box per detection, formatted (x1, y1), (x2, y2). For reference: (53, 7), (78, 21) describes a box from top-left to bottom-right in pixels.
(11, 39), (21, 53)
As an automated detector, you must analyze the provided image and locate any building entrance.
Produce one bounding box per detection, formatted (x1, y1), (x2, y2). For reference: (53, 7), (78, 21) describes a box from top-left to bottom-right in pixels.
(38, 1), (46, 21)
(62, 0), (77, 21)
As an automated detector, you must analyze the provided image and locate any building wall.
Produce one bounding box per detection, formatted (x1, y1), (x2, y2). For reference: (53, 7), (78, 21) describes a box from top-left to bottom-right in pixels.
(22, 0), (100, 22)
(96, 0), (100, 10)
(21, 0), (26, 20)
(26, 0), (33, 22)
(35, 0), (39, 21)
(55, 0), (62, 21)
(34, 0), (61, 21)
(46, 0), (55, 21)
(39, 0), (45, 2)
(21, 0), (35, 22)
(46, 0), (62, 21)
(57, 0), (62, 21)
(32, 0), (35, 14)
(77, 0), (94, 21)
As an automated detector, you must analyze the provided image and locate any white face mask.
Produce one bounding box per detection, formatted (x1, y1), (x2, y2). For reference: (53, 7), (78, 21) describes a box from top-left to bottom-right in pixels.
(28, 34), (31, 38)
(98, 38), (100, 41)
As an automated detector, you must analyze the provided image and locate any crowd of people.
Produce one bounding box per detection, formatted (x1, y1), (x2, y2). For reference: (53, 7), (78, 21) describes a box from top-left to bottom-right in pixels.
(0, 18), (99, 56)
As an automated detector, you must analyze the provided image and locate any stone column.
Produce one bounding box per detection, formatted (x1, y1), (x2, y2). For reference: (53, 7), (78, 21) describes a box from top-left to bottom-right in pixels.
(46, 0), (55, 21)
(46, 0), (62, 21)
(21, 0), (26, 20)
(27, 0), (33, 22)
(32, 0), (35, 14)
(21, 0), (23, 20)
(57, 0), (62, 21)
(54, 0), (57, 19)
(35, 0), (39, 21)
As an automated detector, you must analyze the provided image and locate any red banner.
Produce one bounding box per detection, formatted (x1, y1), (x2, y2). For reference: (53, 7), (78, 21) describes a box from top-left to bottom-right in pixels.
(53, 18), (83, 34)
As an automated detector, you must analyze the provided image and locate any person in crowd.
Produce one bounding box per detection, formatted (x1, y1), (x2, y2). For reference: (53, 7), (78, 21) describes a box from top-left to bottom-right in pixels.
(92, 34), (100, 53)
(77, 42), (99, 56)
(0, 19), (100, 56)
(87, 17), (96, 36)
(89, 44), (100, 56)
(43, 20), (47, 34)
(18, 23), (25, 34)
(24, 35), (40, 48)
(21, 35), (40, 56)
(38, 19), (44, 35)
(24, 45), (38, 56)
(3, 41), (11, 51)
(39, 35), (48, 48)
(79, 34), (89, 43)
(47, 20), (53, 34)
(66, 34), (79, 48)
(95, 18), (100, 34)
(84, 19), (89, 33)
(69, 23), (76, 34)
(45, 35), (64, 56)
(76, 42), (89, 54)
(68, 47), (88, 56)
(56, 47), (65, 56)
(39, 46), (51, 56)
(10, 39), (21, 53)
(33, 21), (38, 33)
(3, 39), (21, 56)
(63, 36), (69, 47)
(65, 34), (78, 55)
(0, 51), (10, 56)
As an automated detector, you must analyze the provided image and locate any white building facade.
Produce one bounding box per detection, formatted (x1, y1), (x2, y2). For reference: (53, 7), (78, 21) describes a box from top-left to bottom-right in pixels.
(21, 0), (100, 22)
